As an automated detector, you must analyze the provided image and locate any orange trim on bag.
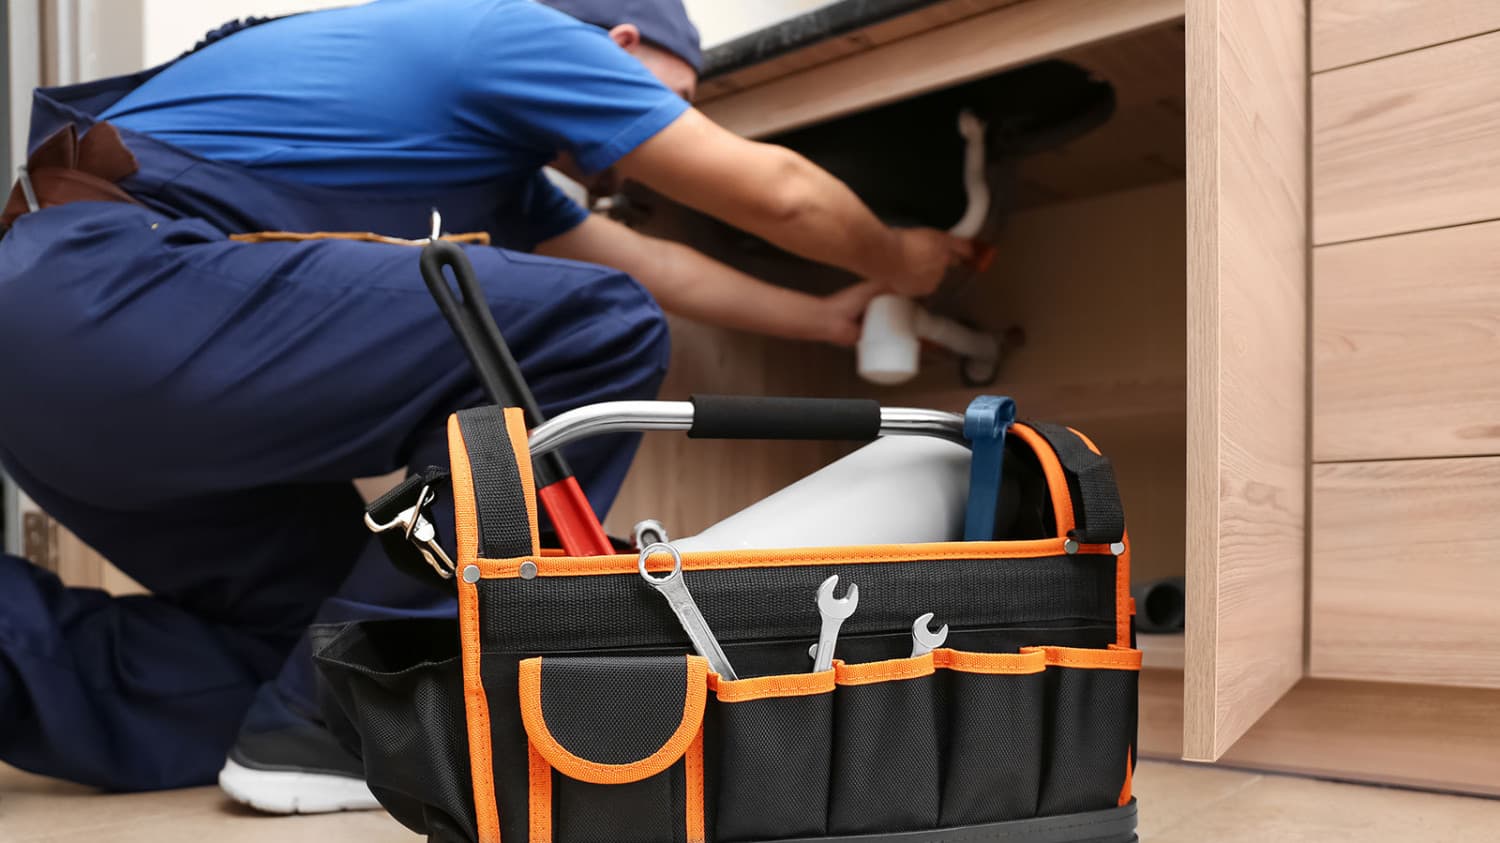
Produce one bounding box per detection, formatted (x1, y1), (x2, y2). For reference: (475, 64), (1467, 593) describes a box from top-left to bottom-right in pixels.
(1119, 747), (1133, 807)
(1114, 535), (1132, 647)
(459, 578), (501, 842)
(711, 670), (836, 702)
(1024, 645), (1142, 671)
(502, 407), (541, 555)
(934, 648), (1047, 675)
(528, 743), (552, 843)
(468, 537), (1114, 580)
(835, 653), (935, 686)
(1009, 423), (1075, 538)
(449, 416), (501, 842)
(519, 656), (709, 785)
(685, 728), (706, 843)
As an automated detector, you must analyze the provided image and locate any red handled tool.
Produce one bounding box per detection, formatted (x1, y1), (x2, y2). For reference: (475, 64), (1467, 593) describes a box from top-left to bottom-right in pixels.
(419, 234), (614, 556)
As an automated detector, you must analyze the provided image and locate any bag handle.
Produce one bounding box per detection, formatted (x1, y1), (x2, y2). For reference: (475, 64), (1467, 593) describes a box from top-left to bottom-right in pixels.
(528, 395), (967, 458)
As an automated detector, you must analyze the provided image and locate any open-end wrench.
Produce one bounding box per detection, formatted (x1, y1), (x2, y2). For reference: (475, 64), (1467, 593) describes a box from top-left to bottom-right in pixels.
(909, 612), (949, 658)
(812, 575), (859, 673)
(638, 542), (737, 680)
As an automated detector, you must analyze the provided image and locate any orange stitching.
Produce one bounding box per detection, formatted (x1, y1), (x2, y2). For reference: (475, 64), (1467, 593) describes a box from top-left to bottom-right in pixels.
(714, 672), (835, 702)
(835, 654), (935, 686)
(1010, 424), (1075, 538)
(466, 539), (1118, 579)
(458, 578), (501, 842)
(685, 728), (705, 843)
(528, 742), (551, 843)
(1024, 646), (1142, 671)
(934, 648), (1047, 675)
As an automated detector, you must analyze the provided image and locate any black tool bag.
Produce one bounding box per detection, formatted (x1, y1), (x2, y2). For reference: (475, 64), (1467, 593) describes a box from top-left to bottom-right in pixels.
(316, 400), (1140, 843)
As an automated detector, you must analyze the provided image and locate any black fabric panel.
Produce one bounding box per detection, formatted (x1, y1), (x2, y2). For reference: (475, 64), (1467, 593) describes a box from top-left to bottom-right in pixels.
(553, 761), (686, 843)
(1037, 666), (1138, 817)
(742, 801), (1138, 843)
(456, 407), (534, 559)
(538, 656), (689, 765)
(479, 553), (1116, 654)
(311, 620), (477, 841)
(713, 690), (832, 841)
(939, 668), (1045, 826)
(828, 672), (942, 834)
(1025, 423), (1125, 546)
(689, 394), (881, 441)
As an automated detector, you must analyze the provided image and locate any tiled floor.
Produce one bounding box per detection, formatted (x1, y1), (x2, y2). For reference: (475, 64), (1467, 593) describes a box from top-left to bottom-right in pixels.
(2, 760), (1497, 841)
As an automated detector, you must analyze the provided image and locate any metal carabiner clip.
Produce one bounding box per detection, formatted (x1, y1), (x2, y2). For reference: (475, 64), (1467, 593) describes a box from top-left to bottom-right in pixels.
(17, 166), (40, 213)
(363, 482), (457, 579)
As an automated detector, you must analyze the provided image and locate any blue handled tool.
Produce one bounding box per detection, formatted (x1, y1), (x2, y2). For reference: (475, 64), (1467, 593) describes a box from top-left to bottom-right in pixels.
(963, 395), (1017, 541)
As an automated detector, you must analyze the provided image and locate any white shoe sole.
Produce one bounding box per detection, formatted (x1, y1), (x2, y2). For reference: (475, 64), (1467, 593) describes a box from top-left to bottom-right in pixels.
(218, 758), (382, 815)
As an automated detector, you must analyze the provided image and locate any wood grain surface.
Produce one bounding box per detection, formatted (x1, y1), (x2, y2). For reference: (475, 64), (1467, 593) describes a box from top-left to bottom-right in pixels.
(1311, 458), (1500, 689)
(1312, 0), (1500, 72)
(700, 0), (1182, 140)
(1141, 669), (1500, 797)
(1314, 31), (1500, 244)
(1314, 220), (1500, 461)
(1184, 0), (1308, 761)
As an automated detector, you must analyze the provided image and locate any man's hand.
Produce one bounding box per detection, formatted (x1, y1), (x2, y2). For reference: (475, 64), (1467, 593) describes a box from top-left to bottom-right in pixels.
(877, 229), (976, 297)
(818, 280), (888, 347)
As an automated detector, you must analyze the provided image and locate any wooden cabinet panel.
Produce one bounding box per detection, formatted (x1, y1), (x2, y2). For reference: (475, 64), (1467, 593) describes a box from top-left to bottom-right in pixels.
(1314, 31), (1500, 244)
(1184, 0), (1307, 761)
(699, 0), (1182, 139)
(1141, 670), (1500, 797)
(1312, 0), (1500, 72)
(1312, 458), (1500, 689)
(1314, 220), (1500, 461)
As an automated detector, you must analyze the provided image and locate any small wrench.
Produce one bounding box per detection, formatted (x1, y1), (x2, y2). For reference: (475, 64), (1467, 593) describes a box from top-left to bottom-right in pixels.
(812, 575), (859, 673)
(633, 519), (669, 548)
(638, 542), (738, 680)
(909, 613), (949, 658)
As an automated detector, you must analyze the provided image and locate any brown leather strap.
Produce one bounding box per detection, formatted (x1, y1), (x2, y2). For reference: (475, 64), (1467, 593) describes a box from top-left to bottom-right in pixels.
(2, 123), (141, 228)
(230, 230), (493, 247)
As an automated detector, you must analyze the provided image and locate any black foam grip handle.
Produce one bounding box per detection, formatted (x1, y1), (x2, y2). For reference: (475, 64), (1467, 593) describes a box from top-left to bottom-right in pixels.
(688, 395), (882, 441)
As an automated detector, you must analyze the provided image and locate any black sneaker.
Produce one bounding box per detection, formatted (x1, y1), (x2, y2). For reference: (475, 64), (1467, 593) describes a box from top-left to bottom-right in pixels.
(218, 690), (380, 814)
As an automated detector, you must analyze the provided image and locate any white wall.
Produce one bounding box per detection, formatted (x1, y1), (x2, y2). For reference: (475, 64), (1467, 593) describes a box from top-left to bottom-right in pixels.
(139, 0), (838, 66)
(141, 0), (350, 66)
(683, 0), (835, 48)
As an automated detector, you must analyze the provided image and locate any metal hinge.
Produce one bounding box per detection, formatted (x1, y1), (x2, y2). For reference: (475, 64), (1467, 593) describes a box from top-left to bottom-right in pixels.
(22, 512), (60, 572)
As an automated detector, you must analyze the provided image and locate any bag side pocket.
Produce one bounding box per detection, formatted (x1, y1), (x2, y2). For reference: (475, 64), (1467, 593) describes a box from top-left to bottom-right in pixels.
(936, 648), (1048, 826)
(1032, 645), (1141, 816)
(711, 671), (836, 842)
(828, 655), (941, 835)
(312, 619), (475, 839)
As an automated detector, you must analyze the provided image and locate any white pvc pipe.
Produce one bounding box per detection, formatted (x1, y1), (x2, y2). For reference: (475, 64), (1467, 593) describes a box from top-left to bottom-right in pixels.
(857, 109), (999, 385)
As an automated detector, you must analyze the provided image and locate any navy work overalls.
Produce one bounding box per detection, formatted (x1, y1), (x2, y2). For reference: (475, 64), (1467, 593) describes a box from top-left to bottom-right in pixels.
(0, 63), (669, 791)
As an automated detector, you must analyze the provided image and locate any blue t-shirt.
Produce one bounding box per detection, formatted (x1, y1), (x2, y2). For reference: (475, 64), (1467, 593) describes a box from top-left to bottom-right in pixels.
(101, 0), (691, 245)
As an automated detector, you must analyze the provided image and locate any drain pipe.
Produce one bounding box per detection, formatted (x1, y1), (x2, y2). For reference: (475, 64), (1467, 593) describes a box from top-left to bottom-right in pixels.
(858, 110), (1002, 386)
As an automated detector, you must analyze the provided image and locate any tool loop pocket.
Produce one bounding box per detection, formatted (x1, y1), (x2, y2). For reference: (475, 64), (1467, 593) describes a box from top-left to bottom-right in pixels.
(828, 655), (942, 834)
(711, 671), (836, 842)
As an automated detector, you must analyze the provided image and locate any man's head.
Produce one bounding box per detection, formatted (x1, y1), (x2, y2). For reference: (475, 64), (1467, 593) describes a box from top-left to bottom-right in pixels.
(540, 0), (701, 101)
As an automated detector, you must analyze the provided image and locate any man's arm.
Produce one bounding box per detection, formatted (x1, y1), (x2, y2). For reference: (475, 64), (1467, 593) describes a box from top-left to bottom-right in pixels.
(613, 109), (970, 298)
(537, 214), (884, 346)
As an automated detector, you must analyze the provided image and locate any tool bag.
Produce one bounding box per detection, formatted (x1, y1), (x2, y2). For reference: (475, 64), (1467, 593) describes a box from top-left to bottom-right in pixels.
(315, 397), (1140, 843)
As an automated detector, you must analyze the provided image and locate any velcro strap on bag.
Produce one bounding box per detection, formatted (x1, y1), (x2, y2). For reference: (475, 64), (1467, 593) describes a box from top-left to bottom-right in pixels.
(519, 655), (709, 784)
(1024, 422), (1126, 546)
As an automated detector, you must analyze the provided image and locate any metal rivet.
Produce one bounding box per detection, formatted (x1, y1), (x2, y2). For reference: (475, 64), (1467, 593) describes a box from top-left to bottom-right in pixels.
(462, 565), (480, 584)
(1110, 542), (1126, 556)
(1063, 539), (1080, 555)
(519, 561), (538, 580)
